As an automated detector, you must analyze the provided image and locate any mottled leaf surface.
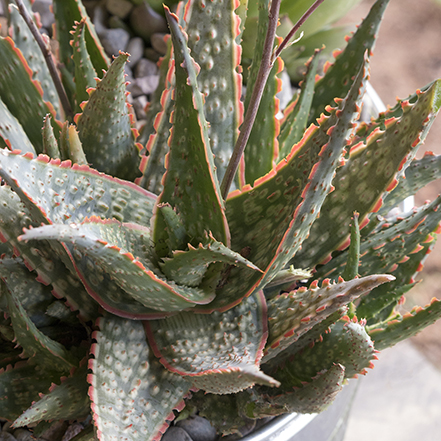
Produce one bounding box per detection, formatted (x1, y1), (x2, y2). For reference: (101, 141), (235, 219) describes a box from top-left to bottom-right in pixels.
(0, 150), (156, 227)
(20, 219), (215, 316)
(145, 292), (279, 394)
(76, 53), (141, 181)
(89, 315), (191, 441)
(13, 365), (90, 427)
(294, 80), (441, 268)
(153, 10), (228, 258)
(0, 37), (59, 154)
(184, 0), (243, 185)
(263, 275), (393, 364)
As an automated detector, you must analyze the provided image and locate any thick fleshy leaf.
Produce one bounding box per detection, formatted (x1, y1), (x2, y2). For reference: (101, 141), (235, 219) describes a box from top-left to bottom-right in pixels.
(0, 37), (59, 154)
(379, 151), (441, 216)
(0, 184), (100, 322)
(262, 274), (393, 364)
(19, 218), (216, 317)
(75, 52), (142, 181)
(369, 297), (441, 351)
(42, 115), (61, 159)
(268, 320), (376, 387)
(8, 4), (61, 118)
(210, 55), (369, 311)
(12, 365), (90, 427)
(145, 292), (279, 394)
(0, 97), (36, 154)
(308, 0), (389, 123)
(278, 50), (319, 160)
(153, 10), (229, 258)
(4, 282), (79, 372)
(356, 230), (436, 322)
(88, 315), (191, 441)
(316, 195), (441, 288)
(184, 0), (243, 185)
(160, 237), (261, 287)
(242, 0), (282, 186)
(0, 257), (56, 328)
(0, 362), (57, 421)
(52, 0), (109, 79)
(70, 19), (98, 110)
(239, 363), (345, 416)
(0, 150), (157, 227)
(293, 79), (441, 268)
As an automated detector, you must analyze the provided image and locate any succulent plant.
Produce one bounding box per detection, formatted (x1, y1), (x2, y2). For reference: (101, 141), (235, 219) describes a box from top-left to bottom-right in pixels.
(1, 0), (441, 440)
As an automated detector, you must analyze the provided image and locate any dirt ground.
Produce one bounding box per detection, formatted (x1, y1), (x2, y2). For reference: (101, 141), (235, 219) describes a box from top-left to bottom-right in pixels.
(344, 0), (441, 369)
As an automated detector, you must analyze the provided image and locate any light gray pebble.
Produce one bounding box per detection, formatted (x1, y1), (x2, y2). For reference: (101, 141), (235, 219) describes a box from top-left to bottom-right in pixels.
(106, 0), (133, 19)
(132, 95), (148, 120)
(0, 433), (16, 441)
(161, 427), (192, 441)
(144, 47), (162, 62)
(134, 58), (158, 78)
(127, 76), (159, 97)
(32, 0), (55, 31)
(150, 33), (168, 55)
(92, 4), (108, 36)
(129, 3), (167, 42)
(126, 37), (145, 66)
(60, 423), (84, 441)
(176, 416), (217, 441)
(99, 28), (130, 56)
(12, 429), (34, 441)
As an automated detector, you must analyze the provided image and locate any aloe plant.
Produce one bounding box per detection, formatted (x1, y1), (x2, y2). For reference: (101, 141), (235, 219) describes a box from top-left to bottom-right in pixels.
(1, 0), (441, 440)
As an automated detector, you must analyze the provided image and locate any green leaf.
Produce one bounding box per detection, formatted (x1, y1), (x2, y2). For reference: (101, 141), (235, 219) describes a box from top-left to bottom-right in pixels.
(213, 53), (369, 311)
(0, 36), (60, 154)
(0, 184), (100, 322)
(145, 292), (279, 394)
(278, 49), (319, 160)
(263, 274), (393, 363)
(293, 79), (441, 268)
(52, 0), (109, 80)
(42, 115), (61, 159)
(8, 4), (61, 118)
(184, 0), (243, 185)
(0, 96), (36, 154)
(369, 297), (441, 351)
(89, 314), (191, 441)
(4, 282), (79, 372)
(0, 362), (57, 420)
(379, 152), (441, 216)
(76, 52), (142, 181)
(12, 365), (90, 427)
(239, 363), (345, 416)
(243, 0), (282, 185)
(308, 0), (389, 123)
(0, 150), (157, 227)
(70, 18), (98, 110)
(342, 212), (360, 281)
(268, 320), (376, 387)
(20, 218), (216, 317)
(153, 10), (229, 258)
(160, 237), (261, 287)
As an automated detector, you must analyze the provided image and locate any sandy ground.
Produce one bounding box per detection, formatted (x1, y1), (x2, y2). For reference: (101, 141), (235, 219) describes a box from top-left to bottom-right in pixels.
(344, 0), (441, 369)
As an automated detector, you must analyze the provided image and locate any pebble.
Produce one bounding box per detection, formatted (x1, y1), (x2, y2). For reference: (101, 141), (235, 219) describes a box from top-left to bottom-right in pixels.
(32, 0), (55, 32)
(0, 433), (16, 441)
(127, 76), (159, 97)
(99, 28), (130, 56)
(106, 0), (133, 20)
(150, 33), (168, 55)
(126, 37), (145, 66)
(132, 95), (148, 120)
(134, 58), (158, 78)
(161, 427), (192, 441)
(12, 429), (34, 441)
(176, 416), (217, 441)
(129, 3), (167, 42)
